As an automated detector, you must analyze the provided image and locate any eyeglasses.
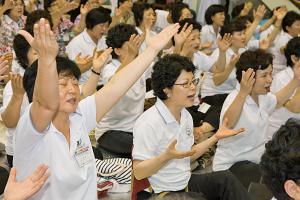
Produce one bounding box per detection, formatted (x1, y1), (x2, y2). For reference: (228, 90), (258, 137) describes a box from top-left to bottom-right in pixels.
(173, 78), (199, 88)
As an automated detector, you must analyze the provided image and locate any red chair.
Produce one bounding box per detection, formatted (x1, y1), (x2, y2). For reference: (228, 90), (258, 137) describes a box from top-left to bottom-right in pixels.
(131, 170), (152, 200)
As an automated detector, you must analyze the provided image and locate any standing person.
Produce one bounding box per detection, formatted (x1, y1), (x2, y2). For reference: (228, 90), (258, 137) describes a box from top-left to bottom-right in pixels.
(14, 18), (180, 199)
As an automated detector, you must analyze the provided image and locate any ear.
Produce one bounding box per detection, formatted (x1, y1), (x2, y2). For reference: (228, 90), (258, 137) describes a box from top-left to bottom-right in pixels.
(291, 55), (298, 65)
(114, 48), (122, 57)
(284, 180), (300, 199)
(163, 88), (172, 98)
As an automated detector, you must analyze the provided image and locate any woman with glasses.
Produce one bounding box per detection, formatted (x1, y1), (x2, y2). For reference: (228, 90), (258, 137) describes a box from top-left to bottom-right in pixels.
(132, 54), (253, 200)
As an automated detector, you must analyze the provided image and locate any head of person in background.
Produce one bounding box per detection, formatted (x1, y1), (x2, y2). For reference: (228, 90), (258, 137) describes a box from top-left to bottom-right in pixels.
(132, 2), (156, 30)
(282, 11), (300, 37)
(220, 20), (246, 51)
(24, 9), (54, 34)
(231, 1), (253, 20)
(1, 0), (24, 21)
(169, 2), (192, 23)
(118, 0), (133, 12)
(260, 118), (300, 200)
(106, 23), (138, 60)
(236, 49), (273, 96)
(85, 6), (111, 42)
(285, 37), (300, 69)
(205, 4), (226, 28)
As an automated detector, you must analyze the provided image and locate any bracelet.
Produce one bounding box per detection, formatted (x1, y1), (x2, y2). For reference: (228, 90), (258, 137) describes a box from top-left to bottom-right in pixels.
(91, 69), (100, 76)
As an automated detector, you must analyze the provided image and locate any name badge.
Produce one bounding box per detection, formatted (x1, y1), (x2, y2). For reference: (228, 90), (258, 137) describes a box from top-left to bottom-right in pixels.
(74, 139), (91, 168)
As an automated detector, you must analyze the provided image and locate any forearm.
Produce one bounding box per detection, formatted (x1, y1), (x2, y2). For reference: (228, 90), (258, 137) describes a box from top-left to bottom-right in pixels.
(245, 20), (259, 43)
(211, 51), (226, 73)
(223, 92), (247, 128)
(285, 87), (300, 113)
(276, 79), (300, 108)
(267, 20), (282, 44)
(133, 153), (170, 180)
(115, 55), (135, 73)
(72, 14), (86, 35)
(1, 95), (23, 128)
(212, 64), (235, 85)
(190, 135), (218, 162)
(80, 73), (98, 99)
(259, 16), (276, 32)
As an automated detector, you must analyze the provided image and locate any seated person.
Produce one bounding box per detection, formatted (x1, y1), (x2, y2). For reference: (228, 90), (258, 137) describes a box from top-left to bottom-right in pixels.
(132, 54), (252, 200)
(95, 24), (144, 158)
(260, 118), (300, 200)
(110, 0), (135, 27)
(267, 37), (300, 141)
(213, 49), (300, 188)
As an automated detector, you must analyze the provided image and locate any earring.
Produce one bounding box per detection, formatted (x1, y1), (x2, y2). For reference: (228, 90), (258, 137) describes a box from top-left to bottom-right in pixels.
(167, 93), (171, 98)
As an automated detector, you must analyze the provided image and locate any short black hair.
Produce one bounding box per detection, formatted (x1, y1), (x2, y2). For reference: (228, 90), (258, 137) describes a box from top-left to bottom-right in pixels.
(282, 11), (300, 33)
(285, 37), (300, 67)
(260, 118), (300, 200)
(205, 4), (225, 25)
(86, 7), (111, 30)
(0, 0), (24, 15)
(118, 0), (129, 8)
(170, 2), (189, 23)
(106, 23), (138, 59)
(231, 3), (245, 20)
(220, 20), (246, 37)
(25, 9), (53, 34)
(236, 49), (273, 83)
(172, 18), (202, 45)
(235, 15), (254, 25)
(43, 0), (53, 13)
(132, 2), (153, 27)
(23, 56), (81, 103)
(151, 54), (195, 100)
(13, 34), (31, 70)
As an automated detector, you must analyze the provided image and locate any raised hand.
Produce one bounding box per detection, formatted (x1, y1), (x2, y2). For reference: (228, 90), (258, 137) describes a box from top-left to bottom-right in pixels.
(240, 1), (253, 17)
(3, 0), (15, 10)
(124, 34), (142, 59)
(19, 18), (58, 68)
(274, 6), (288, 21)
(240, 68), (255, 96)
(10, 73), (25, 98)
(147, 23), (180, 53)
(75, 53), (93, 71)
(62, 0), (80, 14)
(214, 118), (245, 139)
(163, 139), (195, 160)
(174, 23), (193, 47)
(3, 165), (50, 200)
(0, 57), (9, 81)
(218, 33), (232, 52)
(259, 37), (270, 50)
(253, 4), (266, 21)
(228, 54), (240, 67)
(92, 48), (113, 72)
(80, 3), (90, 16)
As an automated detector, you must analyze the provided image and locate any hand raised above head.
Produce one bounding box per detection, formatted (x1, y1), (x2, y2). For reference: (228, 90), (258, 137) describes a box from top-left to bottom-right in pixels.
(0, 57), (9, 81)
(218, 33), (232, 52)
(10, 73), (25, 98)
(19, 18), (58, 67)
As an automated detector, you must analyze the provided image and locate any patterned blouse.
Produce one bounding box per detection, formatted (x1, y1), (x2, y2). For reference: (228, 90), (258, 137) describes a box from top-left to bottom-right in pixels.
(54, 16), (74, 57)
(0, 14), (26, 56)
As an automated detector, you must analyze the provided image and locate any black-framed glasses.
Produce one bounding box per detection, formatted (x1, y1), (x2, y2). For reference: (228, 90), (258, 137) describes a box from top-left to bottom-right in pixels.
(173, 78), (200, 88)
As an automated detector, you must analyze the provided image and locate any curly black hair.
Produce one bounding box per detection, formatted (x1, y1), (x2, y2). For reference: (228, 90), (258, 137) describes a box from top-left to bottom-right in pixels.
(106, 23), (138, 59)
(260, 118), (300, 200)
(151, 54), (195, 100)
(285, 37), (300, 67)
(236, 49), (273, 83)
(25, 9), (53, 34)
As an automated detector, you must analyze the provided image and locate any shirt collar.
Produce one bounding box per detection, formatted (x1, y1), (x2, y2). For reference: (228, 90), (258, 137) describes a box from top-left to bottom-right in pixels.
(82, 29), (97, 45)
(3, 14), (20, 25)
(207, 24), (220, 35)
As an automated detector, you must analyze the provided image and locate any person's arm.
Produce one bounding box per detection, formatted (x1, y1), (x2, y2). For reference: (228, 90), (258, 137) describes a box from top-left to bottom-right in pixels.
(259, 15), (276, 32)
(210, 34), (231, 73)
(74, 53), (92, 73)
(3, 165), (49, 200)
(94, 24), (180, 122)
(25, 0), (36, 13)
(284, 86), (300, 113)
(51, 1), (79, 30)
(19, 19), (60, 132)
(190, 118), (244, 161)
(1, 74), (25, 128)
(213, 54), (239, 86)
(133, 139), (195, 180)
(0, 0), (14, 19)
(80, 48), (112, 99)
(275, 62), (300, 108)
(223, 69), (255, 128)
(245, 5), (266, 44)
(71, 3), (89, 35)
(173, 23), (193, 54)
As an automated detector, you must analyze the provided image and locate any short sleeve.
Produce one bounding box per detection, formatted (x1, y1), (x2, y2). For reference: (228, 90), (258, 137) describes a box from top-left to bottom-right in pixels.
(262, 93), (277, 115)
(101, 63), (117, 84)
(77, 95), (97, 133)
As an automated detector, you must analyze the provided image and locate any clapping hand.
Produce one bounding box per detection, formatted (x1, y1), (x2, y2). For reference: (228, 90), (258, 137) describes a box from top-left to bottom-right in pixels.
(240, 68), (255, 96)
(218, 33), (232, 52)
(92, 48), (113, 72)
(0, 57), (9, 81)
(163, 139), (196, 160)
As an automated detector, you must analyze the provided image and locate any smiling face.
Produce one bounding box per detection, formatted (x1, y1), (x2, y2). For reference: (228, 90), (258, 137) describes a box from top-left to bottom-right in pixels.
(9, 0), (24, 19)
(252, 64), (273, 95)
(165, 70), (197, 108)
(58, 74), (80, 114)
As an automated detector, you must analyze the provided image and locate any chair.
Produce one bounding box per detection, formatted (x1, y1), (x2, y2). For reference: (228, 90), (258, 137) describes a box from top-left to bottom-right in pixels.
(131, 171), (152, 200)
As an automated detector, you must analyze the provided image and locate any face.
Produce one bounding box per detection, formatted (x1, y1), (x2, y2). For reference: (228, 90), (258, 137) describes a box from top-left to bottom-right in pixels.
(212, 12), (225, 27)
(231, 30), (246, 49)
(27, 47), (38, 66)
(142, 8), (156, 28)
(88, 0), (100, 9)
(287, 20), (300, 37)
(91, 22), (110, 40)
(188, 29), (201, 52)
(179, 8), (193, 21)
(9, 0), (24, 19)
(119, 0), (132, 11)
(58, 74), (80, 114)
(251, 64), (273, 95)
(166, 70), (197, 108)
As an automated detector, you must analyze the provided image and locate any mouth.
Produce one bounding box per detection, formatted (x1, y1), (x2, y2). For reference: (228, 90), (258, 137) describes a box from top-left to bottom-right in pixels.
(187, 94), (196, 100)
(67, 98), (77, 105)
(265, 86), (271, 92)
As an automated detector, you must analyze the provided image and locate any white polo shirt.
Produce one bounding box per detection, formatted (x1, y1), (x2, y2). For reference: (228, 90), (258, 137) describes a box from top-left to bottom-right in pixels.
(13, 95), (97, 200)
(213, 85), (277, 171)
(267, 67), (300, 141)
(95, 59), (146, 140)
(132, 98), (194, 193)
(201, 25), (221, 51)
(66, 29), (107, 85)
(1, 81), (29, 156)
(201, 48), (245, 98)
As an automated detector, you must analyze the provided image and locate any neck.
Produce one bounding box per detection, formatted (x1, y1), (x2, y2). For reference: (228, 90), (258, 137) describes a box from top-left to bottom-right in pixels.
(9, 14), (19, 22)
(53, 112), (71, 145)
(163, 99), (183, 123)
(231, 46), (239, 54)
(250, 92), (259, 105)
(212, 23), (219, 35)
(86, 29), (98, 45)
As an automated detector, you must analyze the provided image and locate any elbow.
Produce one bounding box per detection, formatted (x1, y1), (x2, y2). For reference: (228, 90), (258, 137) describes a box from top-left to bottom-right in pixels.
(213, 77), (222, 86)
